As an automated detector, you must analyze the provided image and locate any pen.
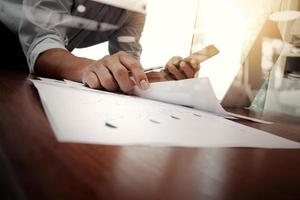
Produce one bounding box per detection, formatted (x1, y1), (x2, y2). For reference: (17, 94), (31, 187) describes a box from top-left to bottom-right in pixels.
(143, 65), (165, 72)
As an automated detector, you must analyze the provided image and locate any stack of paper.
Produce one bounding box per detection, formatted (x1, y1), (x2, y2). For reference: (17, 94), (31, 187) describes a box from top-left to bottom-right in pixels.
(30, 78), (300, 149)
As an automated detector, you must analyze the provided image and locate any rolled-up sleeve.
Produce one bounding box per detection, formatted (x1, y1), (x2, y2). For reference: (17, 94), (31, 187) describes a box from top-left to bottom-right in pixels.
(108, 11), (146, 60)
(19, 0), (72, 73)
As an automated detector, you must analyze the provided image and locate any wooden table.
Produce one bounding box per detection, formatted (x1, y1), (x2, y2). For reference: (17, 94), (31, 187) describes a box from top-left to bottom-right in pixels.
(1, 69), (300, 200)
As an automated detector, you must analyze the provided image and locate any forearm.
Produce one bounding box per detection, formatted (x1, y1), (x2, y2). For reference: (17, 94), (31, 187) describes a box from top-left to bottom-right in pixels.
(35, 48), (94, 82)
(34, 48), (174, 84)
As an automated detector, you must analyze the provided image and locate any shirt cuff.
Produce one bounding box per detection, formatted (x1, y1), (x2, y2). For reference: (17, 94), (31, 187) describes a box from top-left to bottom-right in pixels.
(27, 36), (67, 73)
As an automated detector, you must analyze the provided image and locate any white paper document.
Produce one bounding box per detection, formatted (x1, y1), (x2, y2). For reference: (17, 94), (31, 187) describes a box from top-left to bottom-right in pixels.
(134, 78), (228, 117)
(134, 78), (273, 124)
(31, 78), (300, 149)
(64, 78), (270, 124)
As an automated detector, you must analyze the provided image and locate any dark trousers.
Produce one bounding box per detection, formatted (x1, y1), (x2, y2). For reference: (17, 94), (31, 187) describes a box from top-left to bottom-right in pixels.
(0, 22), (28, 72)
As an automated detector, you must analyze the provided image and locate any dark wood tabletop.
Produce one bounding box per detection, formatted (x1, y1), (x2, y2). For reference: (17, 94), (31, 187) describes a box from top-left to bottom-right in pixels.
(1, 69), (300, 200)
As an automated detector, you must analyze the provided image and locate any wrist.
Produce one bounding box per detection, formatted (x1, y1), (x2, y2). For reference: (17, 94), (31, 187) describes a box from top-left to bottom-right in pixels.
(60, 55), (94, 82)
(35, 48), (95, 82)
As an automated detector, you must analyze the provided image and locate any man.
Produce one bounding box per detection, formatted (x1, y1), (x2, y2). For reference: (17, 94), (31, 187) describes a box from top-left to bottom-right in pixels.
(0, 0), (200, 93)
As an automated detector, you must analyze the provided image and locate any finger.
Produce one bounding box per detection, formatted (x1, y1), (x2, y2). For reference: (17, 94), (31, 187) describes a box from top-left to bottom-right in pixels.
(146, 71), (160, 83)
(82, 71), (102, 89)
(93, 63), (119, 92)
(166, 63), (186, 80)
(146, 71), (175, 83)
(179, 61), (195, 78)
(167, 56), (183, 66)
(119, 52), (149, 90)
(184, 57), (200, 71)
(163, 72), (176, 81)
(102, 56), (134, 94)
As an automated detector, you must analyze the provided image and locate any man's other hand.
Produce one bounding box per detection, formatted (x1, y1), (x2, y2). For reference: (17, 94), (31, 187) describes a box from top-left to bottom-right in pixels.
(164, 55), (201, 80)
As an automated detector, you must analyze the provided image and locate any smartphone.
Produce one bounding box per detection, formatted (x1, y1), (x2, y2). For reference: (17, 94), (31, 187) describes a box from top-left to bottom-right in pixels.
(190, 44), (219, 63)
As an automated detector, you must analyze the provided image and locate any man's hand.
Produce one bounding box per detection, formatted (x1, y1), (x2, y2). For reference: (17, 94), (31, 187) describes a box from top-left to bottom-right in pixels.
(160, 45), (219, 81)
(145, 55), (201, 83)
(165, 55), (200, 80)
(35, 49), (149, 94)
(82, 51), (149, 94)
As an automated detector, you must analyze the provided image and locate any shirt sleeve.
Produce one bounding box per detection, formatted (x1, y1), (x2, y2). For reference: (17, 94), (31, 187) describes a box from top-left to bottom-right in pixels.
(108, 11), (146, 60)
(19, 0), (73, 73)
